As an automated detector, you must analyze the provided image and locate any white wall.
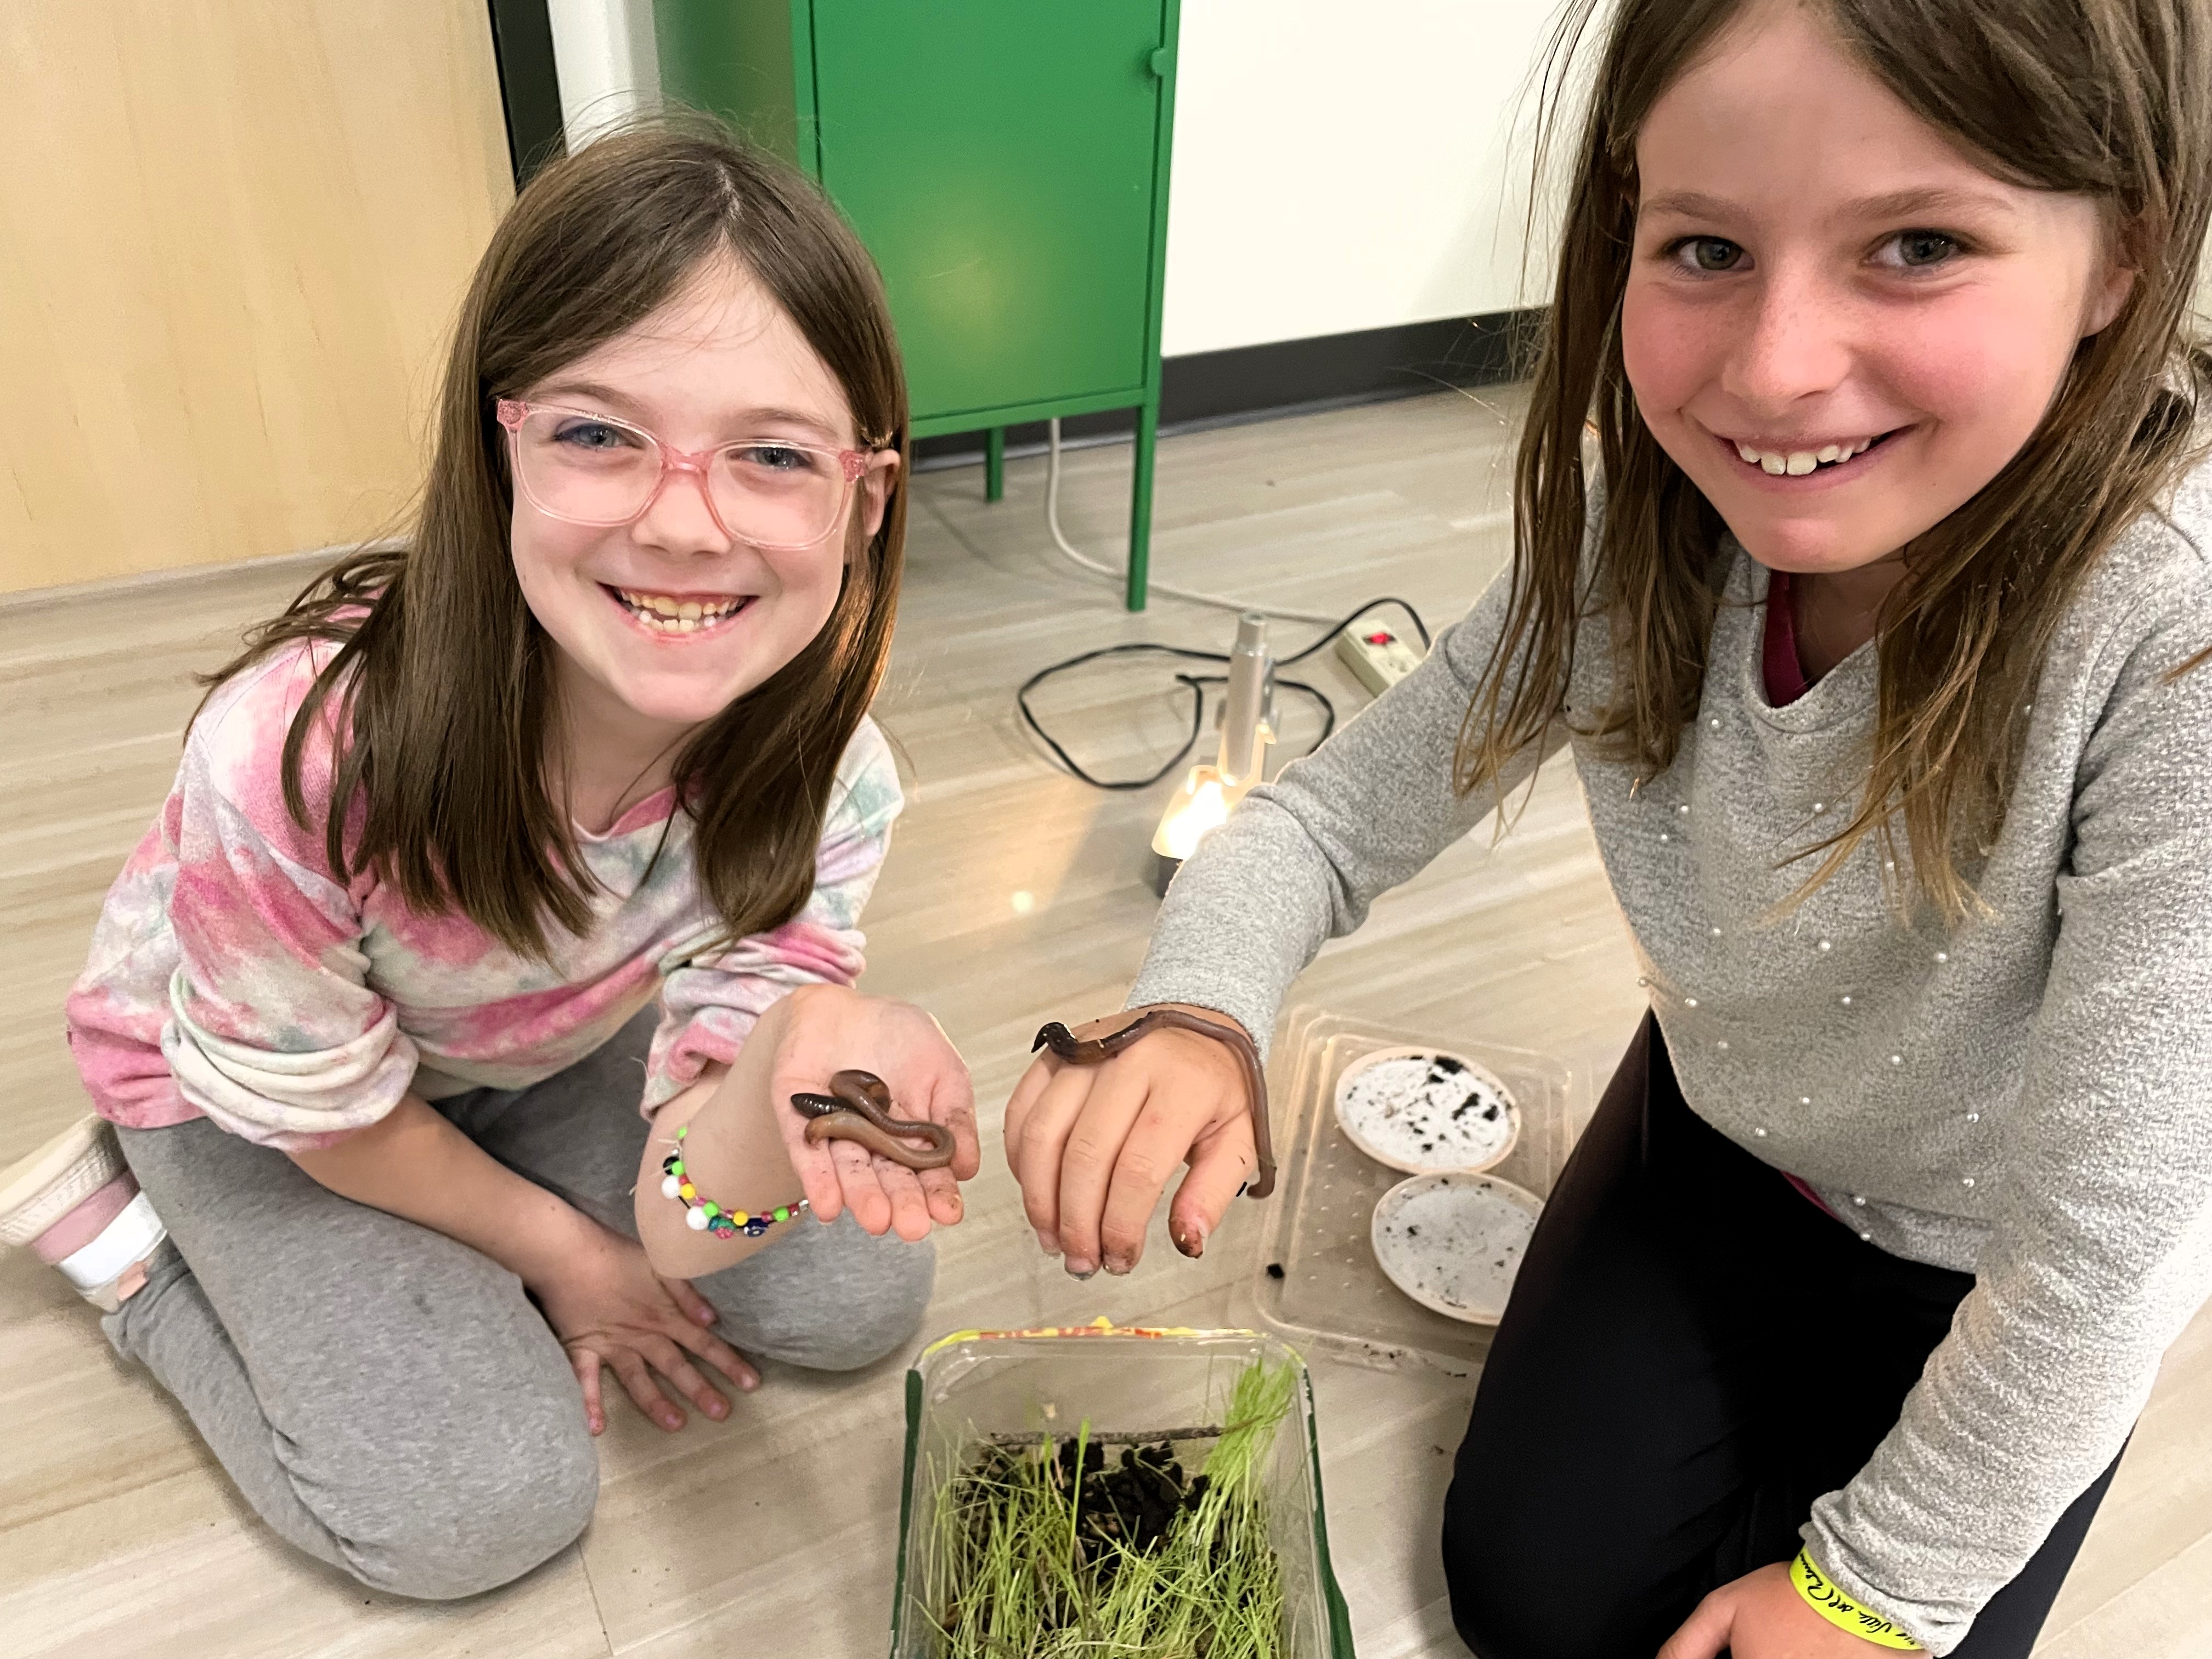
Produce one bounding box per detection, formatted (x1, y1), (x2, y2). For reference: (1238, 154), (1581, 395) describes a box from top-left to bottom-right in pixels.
(551, 1), (1558, 355)
(1161, 0), (1559, 355)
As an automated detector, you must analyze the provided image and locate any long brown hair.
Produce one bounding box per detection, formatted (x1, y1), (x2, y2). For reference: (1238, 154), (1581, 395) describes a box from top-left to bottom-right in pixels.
(203, 117), (909, 956)
(1464, 0), (2212, 918)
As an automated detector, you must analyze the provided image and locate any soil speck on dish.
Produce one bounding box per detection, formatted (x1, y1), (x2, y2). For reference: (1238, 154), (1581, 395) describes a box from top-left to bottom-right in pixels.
(1339, 1051), (1516, 1172)
(1371, 1173), (1542, 1324)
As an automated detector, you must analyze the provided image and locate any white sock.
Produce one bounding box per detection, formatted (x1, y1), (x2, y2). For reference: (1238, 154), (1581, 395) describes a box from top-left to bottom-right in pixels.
(56, 1192), (168, 1293)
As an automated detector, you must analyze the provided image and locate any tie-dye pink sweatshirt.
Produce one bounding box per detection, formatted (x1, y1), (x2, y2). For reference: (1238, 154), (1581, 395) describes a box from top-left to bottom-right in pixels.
(65, 639), (903, 1151)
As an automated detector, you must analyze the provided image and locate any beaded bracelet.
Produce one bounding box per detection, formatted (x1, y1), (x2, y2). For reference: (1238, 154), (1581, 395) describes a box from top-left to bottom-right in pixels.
(660, 1124), (810, 1239)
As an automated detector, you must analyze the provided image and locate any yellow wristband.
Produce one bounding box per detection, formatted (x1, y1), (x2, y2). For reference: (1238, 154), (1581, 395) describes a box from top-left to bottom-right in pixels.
(1790, 1551), (1923, 1650)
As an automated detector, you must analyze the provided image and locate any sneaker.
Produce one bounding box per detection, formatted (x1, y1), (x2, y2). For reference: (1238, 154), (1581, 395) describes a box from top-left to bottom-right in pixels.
(0, 1116), (168, 1313)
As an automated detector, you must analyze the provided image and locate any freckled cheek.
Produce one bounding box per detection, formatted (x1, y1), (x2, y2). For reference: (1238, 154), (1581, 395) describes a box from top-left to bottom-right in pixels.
(1621, 281), (1729, 431)
(1880, 303), (2065, 476)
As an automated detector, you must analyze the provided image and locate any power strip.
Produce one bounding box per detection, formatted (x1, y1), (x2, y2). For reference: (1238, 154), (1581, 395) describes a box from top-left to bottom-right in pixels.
(1334, 624), (1425, 696)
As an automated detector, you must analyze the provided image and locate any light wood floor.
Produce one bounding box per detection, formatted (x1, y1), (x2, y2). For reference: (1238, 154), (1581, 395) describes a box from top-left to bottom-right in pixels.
(2, 391), (2206, 1656)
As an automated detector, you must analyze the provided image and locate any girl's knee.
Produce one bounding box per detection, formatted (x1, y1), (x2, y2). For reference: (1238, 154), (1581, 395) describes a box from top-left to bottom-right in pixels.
(794, 1287), (930, 1371)
(1442, 1473), (1681, 1659)
(300, 1361), (600, 1601)
(790, 1229), (935, 1371)
(1443, 1538), (1550, 1659)
(1444, 1533), (1592, 1659)
(710, 1220), (935, 1372)
(338, 1417), (599, 1600)
(1444, 1463), (1567, 1659)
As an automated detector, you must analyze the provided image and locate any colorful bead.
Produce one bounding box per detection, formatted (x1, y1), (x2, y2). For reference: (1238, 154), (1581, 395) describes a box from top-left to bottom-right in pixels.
(659, 1125), (810, 1237)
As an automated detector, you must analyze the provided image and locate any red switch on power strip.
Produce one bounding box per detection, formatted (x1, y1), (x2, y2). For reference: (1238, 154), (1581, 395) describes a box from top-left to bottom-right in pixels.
(1335, 625), (1426, 695)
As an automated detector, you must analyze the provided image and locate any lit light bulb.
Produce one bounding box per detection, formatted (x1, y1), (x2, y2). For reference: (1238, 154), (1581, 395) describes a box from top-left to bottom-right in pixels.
(1148, 613), (1275, 898)
(1159, 775), (1231, 861)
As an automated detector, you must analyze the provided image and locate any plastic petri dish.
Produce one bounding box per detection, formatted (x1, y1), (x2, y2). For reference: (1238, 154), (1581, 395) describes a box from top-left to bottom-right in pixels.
(1333, 1045), (1521, 1175)
(1369, 1171), (1543, 1325)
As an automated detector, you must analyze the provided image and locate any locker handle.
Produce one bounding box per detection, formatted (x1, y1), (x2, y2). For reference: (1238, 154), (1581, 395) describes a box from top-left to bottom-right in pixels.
(1146, 44), (1172, 78)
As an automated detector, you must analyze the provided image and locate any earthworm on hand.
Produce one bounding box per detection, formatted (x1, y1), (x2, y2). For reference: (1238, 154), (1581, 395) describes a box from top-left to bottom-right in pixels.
(1031, 1008), (1277, 1200)
(789, 1069), (957, 1170)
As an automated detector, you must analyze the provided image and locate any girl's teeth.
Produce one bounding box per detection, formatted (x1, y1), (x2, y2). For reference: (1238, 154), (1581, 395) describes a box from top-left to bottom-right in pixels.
(1736, 437), (1879, 474)
(614, 588), (742, 633)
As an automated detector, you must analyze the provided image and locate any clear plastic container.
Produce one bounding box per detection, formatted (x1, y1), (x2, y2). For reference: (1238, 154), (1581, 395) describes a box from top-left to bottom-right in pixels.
(1242, 1007), (1578, 1376)
(891, 1323), (1356, 1658)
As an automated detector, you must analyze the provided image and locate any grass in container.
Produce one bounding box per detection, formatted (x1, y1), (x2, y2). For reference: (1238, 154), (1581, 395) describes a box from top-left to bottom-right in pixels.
(922, 1358), (1299, 1657)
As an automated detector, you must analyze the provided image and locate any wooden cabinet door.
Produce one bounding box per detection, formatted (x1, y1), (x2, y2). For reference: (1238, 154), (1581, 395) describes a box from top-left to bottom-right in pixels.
(0, 1), (510, 594)
(809, 0), (1168, 424)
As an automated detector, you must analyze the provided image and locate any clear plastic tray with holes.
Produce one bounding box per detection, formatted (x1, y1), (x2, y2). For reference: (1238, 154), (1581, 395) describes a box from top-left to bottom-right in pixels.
(1240, 1006), (1581, 1378)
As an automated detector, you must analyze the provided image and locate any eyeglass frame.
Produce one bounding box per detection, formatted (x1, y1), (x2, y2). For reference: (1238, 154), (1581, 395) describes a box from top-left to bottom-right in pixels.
(494, 398), (884, 550)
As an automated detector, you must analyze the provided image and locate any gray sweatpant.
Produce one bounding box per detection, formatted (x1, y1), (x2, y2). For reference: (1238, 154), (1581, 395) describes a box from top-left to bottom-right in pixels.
(104, 1007), (935, 1600)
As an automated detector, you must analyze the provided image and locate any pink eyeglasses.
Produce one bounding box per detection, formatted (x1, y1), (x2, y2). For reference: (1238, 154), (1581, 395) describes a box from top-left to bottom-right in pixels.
(495, 399), (876, 550)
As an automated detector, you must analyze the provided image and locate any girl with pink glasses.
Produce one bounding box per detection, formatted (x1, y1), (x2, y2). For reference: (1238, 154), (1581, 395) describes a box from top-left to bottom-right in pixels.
(0, 121), (977, 1597)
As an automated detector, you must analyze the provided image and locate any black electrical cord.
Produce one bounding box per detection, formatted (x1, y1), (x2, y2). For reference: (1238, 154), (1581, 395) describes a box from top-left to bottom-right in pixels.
(1016, 599), (1432, 791)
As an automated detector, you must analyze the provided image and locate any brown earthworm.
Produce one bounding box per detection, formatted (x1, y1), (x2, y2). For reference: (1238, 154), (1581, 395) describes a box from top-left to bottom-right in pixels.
(789, 1069), (956, 1170)
(1031, 1008), (1277, 1203)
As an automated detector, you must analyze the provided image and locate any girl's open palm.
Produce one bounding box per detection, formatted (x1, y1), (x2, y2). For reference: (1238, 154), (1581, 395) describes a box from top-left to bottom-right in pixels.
(537, 1218), (759, 1435)
(757, 984), (981, 1241)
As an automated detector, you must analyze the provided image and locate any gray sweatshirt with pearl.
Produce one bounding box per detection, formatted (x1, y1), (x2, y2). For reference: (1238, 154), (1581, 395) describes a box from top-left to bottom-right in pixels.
(1127, 463), (2212, 1652)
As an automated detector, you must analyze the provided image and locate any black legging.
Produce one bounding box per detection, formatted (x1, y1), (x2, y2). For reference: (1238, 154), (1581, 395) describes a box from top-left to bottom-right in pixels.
(1442, 1013), (2121, 1659)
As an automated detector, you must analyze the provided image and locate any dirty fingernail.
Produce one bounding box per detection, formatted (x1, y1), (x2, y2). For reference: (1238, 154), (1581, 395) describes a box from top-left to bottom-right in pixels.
(1173, 1219), (1207, 1259)
(1103, 1255), (1131, 1276)
(1064, 1256), (1097, 1278)
(1034, 1228), (1060, 1256)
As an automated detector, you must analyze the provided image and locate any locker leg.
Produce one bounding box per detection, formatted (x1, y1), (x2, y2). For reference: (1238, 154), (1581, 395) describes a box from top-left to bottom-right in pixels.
(984, 426), (1006, 503)
(1126, 400), (1158, 612)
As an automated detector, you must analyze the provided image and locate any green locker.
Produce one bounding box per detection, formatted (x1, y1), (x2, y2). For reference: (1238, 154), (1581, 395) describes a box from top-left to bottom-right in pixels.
(658, 0), (1182, 609)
